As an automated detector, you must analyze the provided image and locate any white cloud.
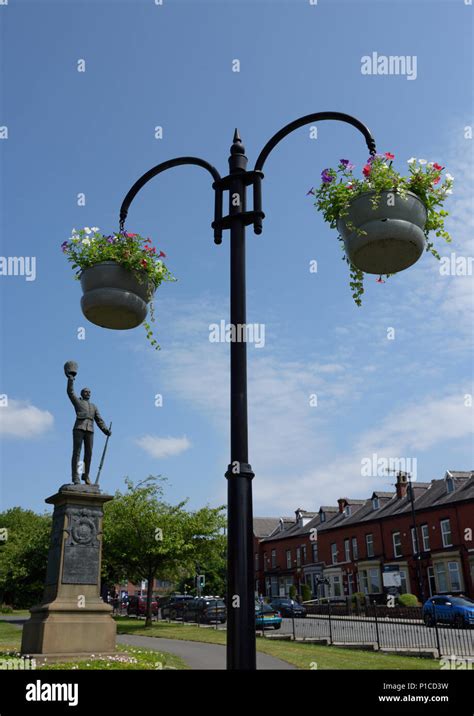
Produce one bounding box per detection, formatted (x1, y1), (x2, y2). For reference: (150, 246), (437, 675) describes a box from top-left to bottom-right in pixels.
(0, 399), (53, 438)
(135, 434), (191, 459)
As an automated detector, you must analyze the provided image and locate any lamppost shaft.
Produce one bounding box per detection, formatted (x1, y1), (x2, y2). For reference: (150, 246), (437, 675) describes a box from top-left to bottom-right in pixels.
(226, 130), (256, 670)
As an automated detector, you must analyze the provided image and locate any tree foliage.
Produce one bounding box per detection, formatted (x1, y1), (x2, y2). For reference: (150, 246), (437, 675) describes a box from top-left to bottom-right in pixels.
(102, 476), (225, 625)
(0, 507), (51, 608)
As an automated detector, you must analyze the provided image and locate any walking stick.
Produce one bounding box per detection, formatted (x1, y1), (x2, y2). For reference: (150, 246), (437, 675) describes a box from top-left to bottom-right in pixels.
(95, 422), (112, 484)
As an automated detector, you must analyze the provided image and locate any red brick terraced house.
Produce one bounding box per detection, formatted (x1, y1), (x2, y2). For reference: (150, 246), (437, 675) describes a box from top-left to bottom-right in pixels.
(254, 471), (474, 602)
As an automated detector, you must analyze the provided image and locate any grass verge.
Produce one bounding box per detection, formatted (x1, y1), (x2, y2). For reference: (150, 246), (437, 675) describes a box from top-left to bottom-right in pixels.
(0, 618), (186, 670)
(115, 617), (441, 670)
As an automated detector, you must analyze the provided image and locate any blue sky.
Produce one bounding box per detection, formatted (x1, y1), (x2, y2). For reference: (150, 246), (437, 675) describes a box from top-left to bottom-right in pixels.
(0, 0), (472, 517)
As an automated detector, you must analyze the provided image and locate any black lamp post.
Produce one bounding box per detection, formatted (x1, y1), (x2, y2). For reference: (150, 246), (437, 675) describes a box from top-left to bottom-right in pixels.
(118, 112), (377, 670)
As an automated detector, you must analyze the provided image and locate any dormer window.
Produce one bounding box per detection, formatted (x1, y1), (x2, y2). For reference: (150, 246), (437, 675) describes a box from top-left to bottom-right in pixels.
(344, 505), (351, 517)
(319, 510), (326, 523)
(446, 477), (455, 494)
(372, 497), (380, 510)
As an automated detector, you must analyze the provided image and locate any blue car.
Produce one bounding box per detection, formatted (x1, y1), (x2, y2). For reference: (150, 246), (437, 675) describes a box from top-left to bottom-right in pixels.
(255, 602), (282, 630)
(423, 595), (474, 629)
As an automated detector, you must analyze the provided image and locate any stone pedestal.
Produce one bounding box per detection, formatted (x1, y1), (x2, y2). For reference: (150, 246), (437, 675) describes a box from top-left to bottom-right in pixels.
(21, 484), (116, 659)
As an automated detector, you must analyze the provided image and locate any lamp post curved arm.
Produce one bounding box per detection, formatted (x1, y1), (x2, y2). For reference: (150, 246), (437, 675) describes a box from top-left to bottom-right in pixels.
(119, 156), (222, 241)
(112, 114), (377, 672)
(254, 111), (377, 172)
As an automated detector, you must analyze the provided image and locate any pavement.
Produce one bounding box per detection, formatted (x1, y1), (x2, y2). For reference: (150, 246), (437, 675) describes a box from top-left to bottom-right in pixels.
(1, 617), (295, 670)
(118, 634), (295, 669)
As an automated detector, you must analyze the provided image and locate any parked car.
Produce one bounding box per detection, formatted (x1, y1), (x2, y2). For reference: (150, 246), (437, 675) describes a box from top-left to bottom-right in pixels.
(270, 597), (307, 618)
(160, 595), (194, 620)
(183, 597), (227, 624)
(255, 602), (282, 630)
(422, 595), (474, 628)
(127, 595), (159, 617)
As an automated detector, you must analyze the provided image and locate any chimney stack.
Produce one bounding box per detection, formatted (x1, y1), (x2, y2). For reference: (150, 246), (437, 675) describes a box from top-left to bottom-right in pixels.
(395, 471), (409, 499)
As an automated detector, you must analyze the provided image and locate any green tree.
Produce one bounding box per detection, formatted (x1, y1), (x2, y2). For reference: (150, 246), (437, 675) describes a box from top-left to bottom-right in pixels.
(0, 507), (51, 608)
(103, 477), (225, 626)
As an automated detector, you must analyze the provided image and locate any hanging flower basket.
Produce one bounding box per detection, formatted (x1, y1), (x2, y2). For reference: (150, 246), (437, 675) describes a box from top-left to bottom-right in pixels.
(62, 228), (176, 349)
(337, 190), (427, 275)
(80, 260), (155, 330)
(309, 154), (454, 304)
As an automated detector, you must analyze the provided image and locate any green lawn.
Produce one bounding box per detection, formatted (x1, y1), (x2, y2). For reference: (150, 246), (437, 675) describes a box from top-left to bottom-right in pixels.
(115, 617), (441, 670)
(0, 618), (186, 670)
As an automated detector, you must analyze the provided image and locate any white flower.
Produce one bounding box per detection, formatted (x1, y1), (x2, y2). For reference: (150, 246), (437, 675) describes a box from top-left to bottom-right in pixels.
(418, 159), (427, 165)
(72, 228), (77, 234)
(427, 162), (434, 168)
(407, 157), (416, 165)
(445, 172), (454, 181)
(84, 227), (91, 234)
(82, 238), (91, 246)
(445, 188), (453, 194)
(91, 227), (99, 232)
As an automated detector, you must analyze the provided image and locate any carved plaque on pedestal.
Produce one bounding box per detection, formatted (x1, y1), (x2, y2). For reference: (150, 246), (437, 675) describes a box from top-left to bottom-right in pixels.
(62, 506), (101, 585)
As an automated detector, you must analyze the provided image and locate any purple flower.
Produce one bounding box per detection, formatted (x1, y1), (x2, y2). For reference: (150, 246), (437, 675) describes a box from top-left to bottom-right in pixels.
(61, 241), (69, 252)
(321, 169), (334, 184)
(367, 154), (383, 164)
(340, 159), (354, 170)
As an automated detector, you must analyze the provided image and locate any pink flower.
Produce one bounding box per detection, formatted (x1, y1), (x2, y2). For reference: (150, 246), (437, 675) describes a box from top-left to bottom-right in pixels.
(159, 251), (166, 258)
(376, 276), (385, 284)
(384, 152), (395, 160)
(363, 164), (371, 178)
(433, 163), (443, 171)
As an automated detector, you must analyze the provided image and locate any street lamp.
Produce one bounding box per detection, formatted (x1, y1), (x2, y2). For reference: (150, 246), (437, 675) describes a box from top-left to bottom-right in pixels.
(406, 472), (426, 603)
(117, 112), (381, 670)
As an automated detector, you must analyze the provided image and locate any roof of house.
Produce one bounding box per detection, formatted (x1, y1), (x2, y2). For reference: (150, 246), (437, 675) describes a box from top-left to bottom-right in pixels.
(258, 471), (474, 542)
(253, 517), (292, 538)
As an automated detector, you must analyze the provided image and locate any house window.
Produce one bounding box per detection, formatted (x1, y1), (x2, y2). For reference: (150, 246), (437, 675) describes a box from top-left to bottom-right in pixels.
(369, 568), (381, 593)
(411, 527), (419, 555)
(286, 550), (291, 569)
(347, 572), (354, 595)
(446, 477), (455, 494)
(344, 505), (352, 517)
(312, 542), (318, 563)
(399, 568), (408, 594)
(255, 553), (259, 570)
(331, 543), (338, 564)
(302, 545), (307, 564)
(320, 510), (326, 523)
(440, 519), (452, 547)
(263, 552), (267, 569)
(434, 562), (449, 592)
(352, 537), (358, 560)
(366, 533), (374, 558)
(271, 549), (276, 568)
(332, 575), (342, 597)
(448, 561), (462, 591)
(360, 570), (369, 594)
(344, 539), (350, 562)
(392, 532), (402, 558)
(427, 566), (436, 596)
(372, 497), (380, 510)
(421, 524), (430, 551)
(296, 547), (301, 567)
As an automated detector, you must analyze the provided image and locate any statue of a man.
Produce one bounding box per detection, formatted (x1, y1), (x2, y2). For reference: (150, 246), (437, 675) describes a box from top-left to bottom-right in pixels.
(65, 362), (112, 485)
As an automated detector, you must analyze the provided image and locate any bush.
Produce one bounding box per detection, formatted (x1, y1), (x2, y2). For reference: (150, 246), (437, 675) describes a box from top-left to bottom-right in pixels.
(397, 593), (419, 607)
(301, 584), (312, 602)
(351, 591), (366, 605)
(0, 605), (13, 613)
(289, 585), (297, 600)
